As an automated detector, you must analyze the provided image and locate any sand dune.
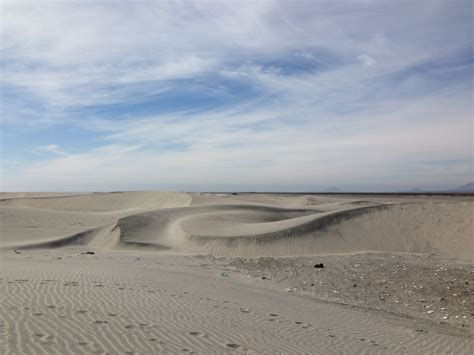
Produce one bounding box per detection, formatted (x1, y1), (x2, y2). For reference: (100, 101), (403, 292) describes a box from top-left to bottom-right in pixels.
(0, 191), (191, 212)
(1, 191), (473, 354)
(0, 206), (116, 249)
(2, 192), (472, 260)
(0, 191), (191, 250)
(179, 201), (473, 259)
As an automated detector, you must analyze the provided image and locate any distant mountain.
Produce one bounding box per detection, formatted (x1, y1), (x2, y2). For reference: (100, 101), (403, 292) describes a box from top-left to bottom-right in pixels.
(452, 183), (474, 192)
(324, 187), (343, 193)
(403, 184), (474, 193)
(406, 188), (424, 193)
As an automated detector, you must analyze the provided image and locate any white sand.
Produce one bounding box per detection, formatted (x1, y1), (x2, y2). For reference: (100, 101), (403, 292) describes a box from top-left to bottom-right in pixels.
(2, 192), (472, 260)
(0, 192), (473, 353)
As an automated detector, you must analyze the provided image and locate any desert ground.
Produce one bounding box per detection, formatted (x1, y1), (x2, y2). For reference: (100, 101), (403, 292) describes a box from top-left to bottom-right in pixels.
(0, 191), (473, 354)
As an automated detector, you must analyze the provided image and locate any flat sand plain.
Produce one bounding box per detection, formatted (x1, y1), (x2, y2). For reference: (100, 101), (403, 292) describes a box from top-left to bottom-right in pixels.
(0, 191), (473, 354)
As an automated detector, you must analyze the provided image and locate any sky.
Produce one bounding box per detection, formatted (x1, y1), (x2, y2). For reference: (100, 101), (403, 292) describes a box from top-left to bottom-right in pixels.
(1, 0), (472, 192)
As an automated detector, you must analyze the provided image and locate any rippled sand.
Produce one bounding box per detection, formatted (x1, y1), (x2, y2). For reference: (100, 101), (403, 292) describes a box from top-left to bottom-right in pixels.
(0, 192), (472, 353)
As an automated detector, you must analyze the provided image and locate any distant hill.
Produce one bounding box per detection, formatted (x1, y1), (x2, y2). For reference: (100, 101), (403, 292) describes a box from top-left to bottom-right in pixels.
(315, 184), (473, 194)
(324, 187), (343, 193)
(403, 184), (474, 193)
(405, 188), (424, 193)
(452, 183), (474, 192)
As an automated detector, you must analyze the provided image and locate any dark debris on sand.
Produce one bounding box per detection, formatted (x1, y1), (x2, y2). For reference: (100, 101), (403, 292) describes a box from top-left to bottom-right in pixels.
(221, 253), (473, 330)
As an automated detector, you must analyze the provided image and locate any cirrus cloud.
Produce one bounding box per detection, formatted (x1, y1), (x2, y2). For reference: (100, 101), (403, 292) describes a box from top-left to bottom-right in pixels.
(1, 0), (472, 191)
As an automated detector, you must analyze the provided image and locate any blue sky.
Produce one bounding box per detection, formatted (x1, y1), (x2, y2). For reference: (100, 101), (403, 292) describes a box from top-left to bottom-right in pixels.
(1, 0), (472, 191)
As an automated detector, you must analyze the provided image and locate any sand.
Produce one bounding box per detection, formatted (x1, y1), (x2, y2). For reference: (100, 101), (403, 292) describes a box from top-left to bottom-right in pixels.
(0, 191), (473, 353)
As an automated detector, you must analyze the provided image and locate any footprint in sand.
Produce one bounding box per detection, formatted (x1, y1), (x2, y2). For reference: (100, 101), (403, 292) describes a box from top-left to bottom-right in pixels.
(77, 341), (91, 346)
(35, 334), (55, 345)
(294, 321), (311, 328)
(226, 343), (242, 350)
(189, 331), (207, 338)
(268, 314), (279, 321)
(93, 320), (109, 325)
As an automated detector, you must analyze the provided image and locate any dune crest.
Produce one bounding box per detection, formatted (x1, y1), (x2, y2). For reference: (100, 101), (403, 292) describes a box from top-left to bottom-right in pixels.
(1, 192), (472, 260)
(0, 191), (192, 212)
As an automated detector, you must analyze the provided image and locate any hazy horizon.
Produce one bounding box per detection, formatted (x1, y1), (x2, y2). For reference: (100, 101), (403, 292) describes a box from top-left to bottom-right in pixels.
(1, 0), (473, 191)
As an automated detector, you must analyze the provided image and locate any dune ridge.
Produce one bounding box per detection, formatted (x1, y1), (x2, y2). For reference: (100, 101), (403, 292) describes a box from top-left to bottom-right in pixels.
(1, 191), (473, 354)
(0, 191), (192, 212)
(178, 202), (473, 259)
(2, 192), (472, 260)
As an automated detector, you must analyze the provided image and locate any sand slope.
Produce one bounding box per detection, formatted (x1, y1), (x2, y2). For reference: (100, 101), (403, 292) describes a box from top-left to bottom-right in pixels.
(1, 192), (472, 260)
(1, 250), (472, 354)
(0, 206), (116, 249)
(1, 192), (473, 354)
(0, 191), (191, 212)
(0, 191), (191, 250)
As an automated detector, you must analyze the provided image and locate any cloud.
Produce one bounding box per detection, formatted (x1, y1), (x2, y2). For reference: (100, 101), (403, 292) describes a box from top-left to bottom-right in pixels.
(2, 0), (468, 113)
(3, 89), (471, 192)
(358, 54), (376, 66)
(1, 0), (472, 191)
(34, 144), (68, 156)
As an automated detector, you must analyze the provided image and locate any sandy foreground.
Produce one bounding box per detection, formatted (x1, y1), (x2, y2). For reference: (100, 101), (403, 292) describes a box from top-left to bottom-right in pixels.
(0, 191), (473, 354)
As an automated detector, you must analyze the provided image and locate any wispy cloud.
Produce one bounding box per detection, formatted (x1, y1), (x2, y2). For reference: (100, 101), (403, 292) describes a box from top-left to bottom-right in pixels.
(34, 144), (68, 156)
(1, 0), (472, 191)
(358, 54), (376, 67)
